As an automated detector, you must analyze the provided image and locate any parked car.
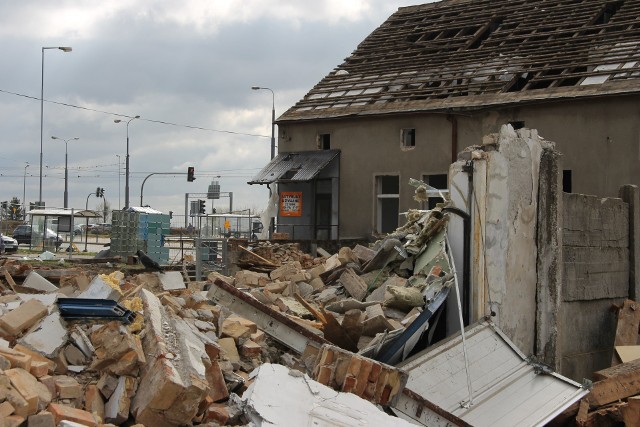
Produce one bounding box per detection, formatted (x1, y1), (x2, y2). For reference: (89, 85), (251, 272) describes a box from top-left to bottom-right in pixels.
(73, 224), (86, 235)
(89, 223), (112, 235)
(1, 234), (18, 253)
(12, 225), (63, 248)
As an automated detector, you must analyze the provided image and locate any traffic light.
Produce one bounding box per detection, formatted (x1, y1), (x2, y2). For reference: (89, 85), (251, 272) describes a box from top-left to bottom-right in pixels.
(96, 187), (104, 197)
(100, 188), (105, 197)
(198, 199), (206, 214)
(187, 166), (195, 182)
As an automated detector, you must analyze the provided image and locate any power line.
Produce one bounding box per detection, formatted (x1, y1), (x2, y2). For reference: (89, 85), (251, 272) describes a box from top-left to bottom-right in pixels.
(0, 88), (271, 139)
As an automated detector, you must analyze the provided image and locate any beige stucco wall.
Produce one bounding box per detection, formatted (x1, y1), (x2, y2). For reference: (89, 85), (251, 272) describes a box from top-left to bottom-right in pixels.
(277, 94), (640, 238)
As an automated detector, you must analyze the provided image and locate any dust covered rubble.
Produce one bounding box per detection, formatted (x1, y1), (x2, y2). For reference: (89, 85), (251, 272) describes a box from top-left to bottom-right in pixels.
(0, 204), (449, 426)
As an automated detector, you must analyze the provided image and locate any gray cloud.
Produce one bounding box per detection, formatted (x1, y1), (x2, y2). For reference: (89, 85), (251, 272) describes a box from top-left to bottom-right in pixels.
(0, 0), (415, 220)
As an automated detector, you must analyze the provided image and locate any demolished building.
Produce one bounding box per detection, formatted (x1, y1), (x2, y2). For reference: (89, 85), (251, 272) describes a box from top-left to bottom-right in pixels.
(0, 125), (638, 426)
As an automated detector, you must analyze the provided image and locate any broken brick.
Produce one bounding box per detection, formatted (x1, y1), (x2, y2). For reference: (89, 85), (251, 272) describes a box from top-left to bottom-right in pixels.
(54, 375), (83, 399)
(27, 411), (56, 427)
(0, 346), (31, 371)
(48, 403), (98, 427)
(84, 384), (105, 423)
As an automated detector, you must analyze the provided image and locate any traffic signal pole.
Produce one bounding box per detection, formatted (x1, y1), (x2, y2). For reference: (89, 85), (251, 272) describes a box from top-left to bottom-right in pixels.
(140, 172), (192, 206)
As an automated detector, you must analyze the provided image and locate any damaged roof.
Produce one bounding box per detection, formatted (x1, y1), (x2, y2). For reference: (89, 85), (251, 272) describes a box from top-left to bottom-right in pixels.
(279, 0), (640, 122)
(248, 149), (339, 185)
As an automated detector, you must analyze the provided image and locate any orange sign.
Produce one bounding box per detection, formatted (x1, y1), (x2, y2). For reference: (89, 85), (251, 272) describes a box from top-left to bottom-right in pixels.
(280, 192), (302, 217)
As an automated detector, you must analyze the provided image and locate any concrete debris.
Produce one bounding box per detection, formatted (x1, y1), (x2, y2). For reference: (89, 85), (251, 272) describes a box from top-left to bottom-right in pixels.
(243, 363), (416, 426)
(22, 271), (59, 293)
(0, 204), (460, 426)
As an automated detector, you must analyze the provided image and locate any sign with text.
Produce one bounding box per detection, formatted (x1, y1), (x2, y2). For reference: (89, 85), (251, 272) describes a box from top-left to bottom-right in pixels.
(280, 192), (302, 217)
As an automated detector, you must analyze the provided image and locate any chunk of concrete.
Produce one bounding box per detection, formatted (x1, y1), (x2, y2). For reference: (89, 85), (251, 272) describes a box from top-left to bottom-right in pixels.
(90, 321), (145, 376)
(18, 312), (68, 358)
(131, 289), (209, 426)
(22, 271), (58, 293)
(157, 271), (186, 291)
(16, 293), (58, 310)
(384, 286), (424, 311)
(104, 376), (137, 425)
(0, 299), (48, 336)
(77, 276), (121, 301)
(338, 268), (368, 301)
(243, 364), (415, 426)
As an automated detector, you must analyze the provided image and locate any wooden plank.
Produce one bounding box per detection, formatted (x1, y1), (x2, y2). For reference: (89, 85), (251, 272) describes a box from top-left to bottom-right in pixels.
(589, 358), (640, 406)
(613, 300), (640, 345)
(611, 299), (640, 365)
(622, 395), (640, 426)
(2, 269), (17, 292)
(238, 245), (277, 267)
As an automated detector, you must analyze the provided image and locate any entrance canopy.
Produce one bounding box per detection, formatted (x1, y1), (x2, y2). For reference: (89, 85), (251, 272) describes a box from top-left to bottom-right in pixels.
(27, 208), (102, 219)
(248, 150), (340, 185)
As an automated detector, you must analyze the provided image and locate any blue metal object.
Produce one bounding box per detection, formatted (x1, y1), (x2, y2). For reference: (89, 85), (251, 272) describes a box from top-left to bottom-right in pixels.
(375, 286), (451, 365)
(57, 298), (137, 324)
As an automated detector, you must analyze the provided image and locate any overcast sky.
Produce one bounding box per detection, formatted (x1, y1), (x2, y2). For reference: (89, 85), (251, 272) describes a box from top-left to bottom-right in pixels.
(0, 0), (420, 224)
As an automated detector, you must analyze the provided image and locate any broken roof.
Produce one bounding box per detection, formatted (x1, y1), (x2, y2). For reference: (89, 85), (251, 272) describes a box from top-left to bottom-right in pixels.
(279, 0), (640, 122)
(248, 149), (340, 185)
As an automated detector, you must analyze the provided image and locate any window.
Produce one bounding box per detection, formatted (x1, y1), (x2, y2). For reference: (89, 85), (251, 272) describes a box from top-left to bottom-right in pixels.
(563, 170), (572, 193)
(423, 174), (448, 210)
(317, 133), (331, 150)
(401, 128), (416, 148)
(376, 175), (400, 233)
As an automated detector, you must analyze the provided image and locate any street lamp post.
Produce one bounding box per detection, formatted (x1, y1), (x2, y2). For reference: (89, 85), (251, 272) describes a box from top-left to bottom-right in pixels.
(40, 46), (72, 208)
(23, 163), (29, 215)
(251, 86), (276, 159)
(116, 155), (121, 210)
(114, 115), (140, 209)
(51, 136), (79, 208)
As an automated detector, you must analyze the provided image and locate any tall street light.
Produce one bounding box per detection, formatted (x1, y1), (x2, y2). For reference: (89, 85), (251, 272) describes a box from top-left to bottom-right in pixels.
(40, 46), (72, 208)
(51, 136), (79, 208)
(251, 86), (276, 159)
(116, 154), (121, 210)
(114, 115), (140, 209)
(23, 163), (29, 215)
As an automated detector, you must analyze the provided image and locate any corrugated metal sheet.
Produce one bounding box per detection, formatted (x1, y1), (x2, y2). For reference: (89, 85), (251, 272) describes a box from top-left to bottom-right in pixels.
(248, 150), (340, 185)
(392, 320), (588, 427)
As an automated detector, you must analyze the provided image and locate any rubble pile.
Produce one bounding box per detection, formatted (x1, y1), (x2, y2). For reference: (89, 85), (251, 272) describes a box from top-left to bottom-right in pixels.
(2, 193), (634, 425)
(236, 241), (315, 270)
(0, 204), (452, 426)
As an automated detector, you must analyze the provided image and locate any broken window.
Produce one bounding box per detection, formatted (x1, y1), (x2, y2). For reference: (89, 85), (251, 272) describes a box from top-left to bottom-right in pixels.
(423, 174), (448, 210)
(317, 133), (331, 150)
(509, 120), (525, 130)
(376, 175), (400, 234)
(594, 1), (624, 25)
(401, 128), (416, 149)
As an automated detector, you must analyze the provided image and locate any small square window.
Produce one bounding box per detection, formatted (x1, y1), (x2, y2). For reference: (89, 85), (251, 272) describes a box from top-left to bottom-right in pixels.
(401, 128), (416, 148)
(317, 133), (331, 150)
